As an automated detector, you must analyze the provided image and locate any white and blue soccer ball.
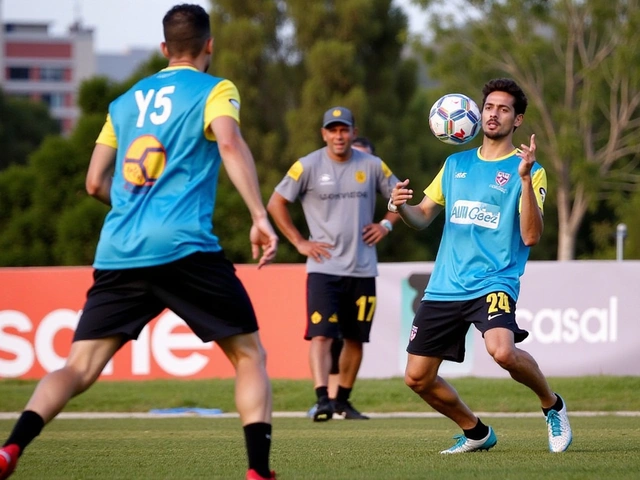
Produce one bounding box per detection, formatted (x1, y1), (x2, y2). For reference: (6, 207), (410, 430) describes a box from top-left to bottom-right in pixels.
(428, 93), (481, 145)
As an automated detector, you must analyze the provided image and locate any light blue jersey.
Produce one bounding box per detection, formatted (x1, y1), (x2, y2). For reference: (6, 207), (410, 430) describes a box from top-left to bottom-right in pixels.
(424, 147), (547, 301)
(93, 66), (241, 269)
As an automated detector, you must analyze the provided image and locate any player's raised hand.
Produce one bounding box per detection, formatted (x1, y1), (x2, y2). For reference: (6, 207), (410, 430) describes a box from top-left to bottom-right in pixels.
(250, 217), (278, 269)
(390, 179), (413, 208)
(517, 134), (537, 178)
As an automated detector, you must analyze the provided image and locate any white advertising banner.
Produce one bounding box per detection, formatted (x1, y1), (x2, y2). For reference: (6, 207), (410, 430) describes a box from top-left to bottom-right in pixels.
(362, 261), (640, 378)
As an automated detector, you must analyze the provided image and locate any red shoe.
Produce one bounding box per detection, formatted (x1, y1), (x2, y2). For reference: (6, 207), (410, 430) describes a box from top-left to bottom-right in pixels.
(246, 469), (276, 480)
(0, 444), (20, 480)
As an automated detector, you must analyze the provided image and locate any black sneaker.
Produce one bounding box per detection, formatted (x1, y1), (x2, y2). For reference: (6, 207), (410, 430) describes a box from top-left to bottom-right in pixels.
(313, 397), (334, 422)
(332, 400), (369, 420)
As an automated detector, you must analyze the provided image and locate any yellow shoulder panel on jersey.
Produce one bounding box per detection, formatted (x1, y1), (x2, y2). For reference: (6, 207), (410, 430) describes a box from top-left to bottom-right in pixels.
(286, 160), (304, 182)
(204, 79), (241, 141)
(95, 114), (117, 148)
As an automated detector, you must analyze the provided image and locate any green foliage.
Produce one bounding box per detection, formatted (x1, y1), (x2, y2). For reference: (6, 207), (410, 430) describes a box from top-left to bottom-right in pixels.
(8, 1), (638, 264)
(0, 89), (60, 170)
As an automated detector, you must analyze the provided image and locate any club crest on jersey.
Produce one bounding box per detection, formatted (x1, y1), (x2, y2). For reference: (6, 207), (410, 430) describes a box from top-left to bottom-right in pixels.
(495, 171), (511, 186)
(410, 325), (418, 341)
(355, 170), (366, 183)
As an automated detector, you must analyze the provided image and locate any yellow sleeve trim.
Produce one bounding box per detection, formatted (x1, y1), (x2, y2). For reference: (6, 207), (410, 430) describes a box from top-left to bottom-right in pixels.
(95, 114), (117, 148)
(518, 167), (547, 213)
(380, 160), (393, 178)
(424, 165), (446, 205)
(286, 160), (304, 182)
(204, 79), (241, 141)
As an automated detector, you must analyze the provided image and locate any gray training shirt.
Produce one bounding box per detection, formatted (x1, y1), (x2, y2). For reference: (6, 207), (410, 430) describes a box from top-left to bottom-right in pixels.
(275, 147), (399, 277)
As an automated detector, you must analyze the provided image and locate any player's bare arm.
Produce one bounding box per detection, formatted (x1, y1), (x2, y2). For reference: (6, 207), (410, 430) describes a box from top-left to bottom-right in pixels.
(267, 192), (333, 263)
(390, 179), (442, 230)
(86, 143), (116, 206)
(517, 134), (543, 246)
(211, 115), (278, 268)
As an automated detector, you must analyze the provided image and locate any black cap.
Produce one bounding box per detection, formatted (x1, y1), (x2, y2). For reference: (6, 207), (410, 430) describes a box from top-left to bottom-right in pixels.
(322, 107), (354, 128)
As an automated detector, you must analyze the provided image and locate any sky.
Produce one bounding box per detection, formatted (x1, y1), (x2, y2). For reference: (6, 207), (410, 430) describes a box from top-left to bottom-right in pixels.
(1, 0), (428, 53)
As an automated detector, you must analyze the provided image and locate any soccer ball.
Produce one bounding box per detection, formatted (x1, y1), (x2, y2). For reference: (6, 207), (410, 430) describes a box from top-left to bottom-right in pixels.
(428, 93), (481, 145)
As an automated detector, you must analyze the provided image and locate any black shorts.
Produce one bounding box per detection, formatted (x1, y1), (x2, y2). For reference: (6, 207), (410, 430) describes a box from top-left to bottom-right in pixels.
(305, 273), (376, 343)
(74, 251), (258, 344)
(406, 291), (529, 363)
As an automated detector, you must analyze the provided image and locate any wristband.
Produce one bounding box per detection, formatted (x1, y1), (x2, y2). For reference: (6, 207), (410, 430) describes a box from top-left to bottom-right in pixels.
(387, 197), (398, 213)
(380, 219), (393, 232)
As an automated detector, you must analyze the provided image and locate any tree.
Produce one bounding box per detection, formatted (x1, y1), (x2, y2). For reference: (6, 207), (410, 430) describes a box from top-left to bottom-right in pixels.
(412, 0), (640, 260)
(0, 89), (60, 170)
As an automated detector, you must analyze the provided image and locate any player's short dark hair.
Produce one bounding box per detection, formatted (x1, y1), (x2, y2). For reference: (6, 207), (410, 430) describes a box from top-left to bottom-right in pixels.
(353, 137), (375, 155)
(481, 78), (528, 116)
(163, 4), (210, 57)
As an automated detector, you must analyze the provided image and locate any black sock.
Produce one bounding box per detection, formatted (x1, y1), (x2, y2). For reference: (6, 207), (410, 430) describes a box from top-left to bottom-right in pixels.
(542, 394), (563, 416)
(315, 386), (329, 402)
(463, 418), (489, 441)
(336, 386), (352, 404)
(3, 410), (45, 453)
(243, 422), (271, 478)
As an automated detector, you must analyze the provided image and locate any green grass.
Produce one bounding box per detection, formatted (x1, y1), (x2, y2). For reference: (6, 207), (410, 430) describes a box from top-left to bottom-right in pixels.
(1, 416), (639, 479)
(1, 377), (639, 479)
(2, 376), (640, 413)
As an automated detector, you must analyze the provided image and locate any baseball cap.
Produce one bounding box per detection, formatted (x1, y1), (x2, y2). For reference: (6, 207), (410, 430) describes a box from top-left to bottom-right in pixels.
(322, 107), (354, 128)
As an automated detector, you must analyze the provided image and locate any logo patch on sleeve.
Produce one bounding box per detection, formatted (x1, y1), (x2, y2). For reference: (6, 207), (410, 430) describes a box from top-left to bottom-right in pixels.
(286, 160), (304, 182)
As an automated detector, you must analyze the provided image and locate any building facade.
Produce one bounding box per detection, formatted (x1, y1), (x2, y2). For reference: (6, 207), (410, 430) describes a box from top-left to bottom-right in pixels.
(0, 0), (95, 134)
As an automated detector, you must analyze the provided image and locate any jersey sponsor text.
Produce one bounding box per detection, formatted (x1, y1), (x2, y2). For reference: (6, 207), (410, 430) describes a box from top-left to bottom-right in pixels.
(450, 200), (501, 229)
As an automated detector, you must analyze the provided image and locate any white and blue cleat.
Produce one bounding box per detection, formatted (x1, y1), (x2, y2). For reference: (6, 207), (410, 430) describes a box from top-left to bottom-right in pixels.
(440, 426), (497, 454)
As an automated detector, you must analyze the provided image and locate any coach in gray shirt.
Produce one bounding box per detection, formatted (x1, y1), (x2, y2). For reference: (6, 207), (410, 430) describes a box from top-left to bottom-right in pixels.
(267, 106), (400, 422)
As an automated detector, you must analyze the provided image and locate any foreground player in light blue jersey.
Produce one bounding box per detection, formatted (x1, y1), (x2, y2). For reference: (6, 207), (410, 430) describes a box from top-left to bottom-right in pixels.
(390, 78), (572, 454)
(0, 5), (278, 480)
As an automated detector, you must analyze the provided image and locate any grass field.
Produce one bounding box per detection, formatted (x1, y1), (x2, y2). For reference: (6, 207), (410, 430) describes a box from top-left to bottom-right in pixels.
(1, 377), (640, 479)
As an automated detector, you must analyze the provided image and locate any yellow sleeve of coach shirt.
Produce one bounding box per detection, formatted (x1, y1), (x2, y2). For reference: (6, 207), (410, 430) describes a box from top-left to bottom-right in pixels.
(204, 79), (241, 141)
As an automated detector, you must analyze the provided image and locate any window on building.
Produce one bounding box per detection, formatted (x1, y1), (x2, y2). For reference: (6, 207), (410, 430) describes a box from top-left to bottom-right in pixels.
(40, 93), (65, 108)
(8, 67), (30, 80)
(40, 67), (65, 81)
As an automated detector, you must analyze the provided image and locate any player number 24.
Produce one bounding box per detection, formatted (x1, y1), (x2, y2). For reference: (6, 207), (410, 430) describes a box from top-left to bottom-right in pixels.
(355, 295), (376, 322)
(486, 292), (511, 314)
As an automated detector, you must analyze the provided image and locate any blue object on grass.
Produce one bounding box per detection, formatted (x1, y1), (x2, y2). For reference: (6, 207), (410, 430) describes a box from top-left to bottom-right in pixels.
(149, 407), (223, 416)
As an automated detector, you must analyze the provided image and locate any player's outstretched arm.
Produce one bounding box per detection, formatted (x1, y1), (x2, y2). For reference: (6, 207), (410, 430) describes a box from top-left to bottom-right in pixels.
(86, 143), (116, 206)
(390, 179), (442, 230)
(211, 116), (278, 267)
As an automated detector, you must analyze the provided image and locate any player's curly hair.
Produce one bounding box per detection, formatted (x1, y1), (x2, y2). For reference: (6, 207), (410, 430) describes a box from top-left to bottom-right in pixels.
(481, 78), (528, 116)
(163, 4), (210, 58)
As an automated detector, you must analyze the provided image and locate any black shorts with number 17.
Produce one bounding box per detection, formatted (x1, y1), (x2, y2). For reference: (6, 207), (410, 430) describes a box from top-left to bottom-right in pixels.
(305, 273), (376, 343)
(406, 291), (529, 363)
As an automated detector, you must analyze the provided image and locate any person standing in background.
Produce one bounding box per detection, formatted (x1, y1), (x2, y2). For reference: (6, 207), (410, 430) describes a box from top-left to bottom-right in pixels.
(306, 135), (378, 418)
(268, 109), (399, 422)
